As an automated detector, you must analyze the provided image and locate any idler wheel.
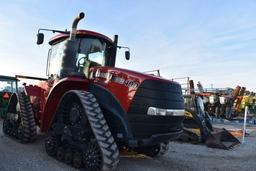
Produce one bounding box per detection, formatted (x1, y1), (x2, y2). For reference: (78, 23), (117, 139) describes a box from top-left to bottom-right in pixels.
(73, 152), (83, 169)
(2, 118), (12, 136)
(64, 148), (73, 164)
(83, 142), (102, 171)
(56, 147), (65, 161)
(45, 134), (59, 157)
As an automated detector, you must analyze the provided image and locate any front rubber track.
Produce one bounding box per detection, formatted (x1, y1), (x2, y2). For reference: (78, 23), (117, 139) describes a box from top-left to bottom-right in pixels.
(73, 90), (120, 171)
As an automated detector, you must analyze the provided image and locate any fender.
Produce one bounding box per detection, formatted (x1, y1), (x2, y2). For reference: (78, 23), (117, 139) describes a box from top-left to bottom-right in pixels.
(88, 84), (133, 140)
(41, 77), (89, 132)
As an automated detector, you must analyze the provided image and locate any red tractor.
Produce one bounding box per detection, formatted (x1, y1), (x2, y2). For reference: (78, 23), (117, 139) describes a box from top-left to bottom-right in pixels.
(3, 12), (185, 171)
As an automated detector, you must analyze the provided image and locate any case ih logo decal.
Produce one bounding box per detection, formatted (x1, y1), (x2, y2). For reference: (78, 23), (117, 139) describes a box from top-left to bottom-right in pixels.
(91, 69), (139, 89)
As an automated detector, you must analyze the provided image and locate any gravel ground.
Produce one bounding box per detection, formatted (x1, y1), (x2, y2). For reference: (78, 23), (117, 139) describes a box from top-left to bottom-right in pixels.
(0, 120), (256, 171)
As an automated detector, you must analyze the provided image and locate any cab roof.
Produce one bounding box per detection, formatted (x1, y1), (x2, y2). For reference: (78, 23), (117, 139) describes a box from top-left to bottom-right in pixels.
(48, 30), (113, 45)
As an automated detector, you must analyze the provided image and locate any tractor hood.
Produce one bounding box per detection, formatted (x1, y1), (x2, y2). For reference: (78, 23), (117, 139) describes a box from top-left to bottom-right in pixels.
(89, 66), (179, 90)
(89, 66), (182, 112)
(89, 66), (177, 84)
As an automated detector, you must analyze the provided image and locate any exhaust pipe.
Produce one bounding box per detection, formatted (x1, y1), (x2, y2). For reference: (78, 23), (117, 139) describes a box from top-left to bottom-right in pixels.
(60, 12), (85, 79)
(70, 12), (85, 40)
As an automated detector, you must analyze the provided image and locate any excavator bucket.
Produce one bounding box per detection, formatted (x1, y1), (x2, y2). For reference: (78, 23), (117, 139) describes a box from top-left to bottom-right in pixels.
(206, 128), (240, 150)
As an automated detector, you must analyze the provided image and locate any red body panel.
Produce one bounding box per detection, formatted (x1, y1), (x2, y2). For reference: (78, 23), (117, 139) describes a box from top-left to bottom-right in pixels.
(40, 77), (89, 132)
(89, 66), (177, 112)
(25, 85), (47, 123)
(25, 77), (89, 132)
(25, 85), (44, 97)
(25, 66), (179, 133)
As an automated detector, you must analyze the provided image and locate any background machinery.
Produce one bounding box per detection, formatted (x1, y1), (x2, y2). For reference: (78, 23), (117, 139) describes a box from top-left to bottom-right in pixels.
(3, 12), (185, 171)
(0, 75), (18, 118)
(180, 80), (212, 143)
(240, 91), (256, 115)
(203, 86), (246, 119)
(180, 80), (240, 149)
(190, 80), (246, 119)
(181, 94), (212, 143)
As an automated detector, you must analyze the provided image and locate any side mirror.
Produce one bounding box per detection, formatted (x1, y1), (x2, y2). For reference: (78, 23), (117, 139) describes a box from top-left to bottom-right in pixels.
(37, 33), (44, 45)
(125, 51), (130, 60)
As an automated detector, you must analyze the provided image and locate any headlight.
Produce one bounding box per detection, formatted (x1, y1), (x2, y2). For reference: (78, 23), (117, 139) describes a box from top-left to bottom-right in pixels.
(147, 107), (184, 116)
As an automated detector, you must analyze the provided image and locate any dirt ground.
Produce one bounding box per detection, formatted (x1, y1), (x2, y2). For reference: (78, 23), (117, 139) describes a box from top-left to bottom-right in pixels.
(0, 120), (256, 171)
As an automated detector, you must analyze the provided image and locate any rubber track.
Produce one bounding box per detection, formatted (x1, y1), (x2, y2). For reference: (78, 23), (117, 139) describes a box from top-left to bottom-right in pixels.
(18, 91), (37, 142)
(75, 90), (119, 171)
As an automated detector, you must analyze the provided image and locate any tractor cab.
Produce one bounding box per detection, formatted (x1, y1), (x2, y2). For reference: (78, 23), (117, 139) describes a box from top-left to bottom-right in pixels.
(37, 12), (132, 83)
(46, 30), (117, 79)
(37, 12), (129, 81)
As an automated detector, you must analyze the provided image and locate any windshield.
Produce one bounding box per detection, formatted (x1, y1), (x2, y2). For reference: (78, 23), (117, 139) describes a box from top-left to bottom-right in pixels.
(48, 40), (66, 76)
(48, 37), (111, 78)
(0, 80), (16, 93)
(77, 38), (107, 66)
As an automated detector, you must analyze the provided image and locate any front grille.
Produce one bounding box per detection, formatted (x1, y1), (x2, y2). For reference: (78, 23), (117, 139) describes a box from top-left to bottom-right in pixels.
(127, 79), (184, 138)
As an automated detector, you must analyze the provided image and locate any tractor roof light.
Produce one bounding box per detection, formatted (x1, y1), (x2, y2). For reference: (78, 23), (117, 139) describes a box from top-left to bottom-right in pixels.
(147, 107), (184, 116)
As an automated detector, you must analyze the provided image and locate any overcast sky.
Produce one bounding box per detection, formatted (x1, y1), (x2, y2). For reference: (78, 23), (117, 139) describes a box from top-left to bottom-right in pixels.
(0, 0), (255, 91)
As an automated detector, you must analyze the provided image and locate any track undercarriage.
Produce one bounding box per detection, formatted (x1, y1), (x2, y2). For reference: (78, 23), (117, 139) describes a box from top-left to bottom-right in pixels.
(45, 90), (119, 171)
(2, 86), (175, 171)
(3, 90), (119, 171)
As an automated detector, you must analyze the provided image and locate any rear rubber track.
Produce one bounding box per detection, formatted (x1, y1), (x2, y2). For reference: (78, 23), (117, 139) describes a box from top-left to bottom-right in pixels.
(16, 91), (36, 142)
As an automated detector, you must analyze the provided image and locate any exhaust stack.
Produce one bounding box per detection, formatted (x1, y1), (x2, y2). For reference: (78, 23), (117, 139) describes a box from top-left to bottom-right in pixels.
(70, 12), (85, 40)
(59, 12), (85, 79)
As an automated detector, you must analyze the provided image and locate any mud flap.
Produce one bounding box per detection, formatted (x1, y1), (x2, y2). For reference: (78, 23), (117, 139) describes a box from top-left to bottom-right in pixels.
(205, 128), (240, 150)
